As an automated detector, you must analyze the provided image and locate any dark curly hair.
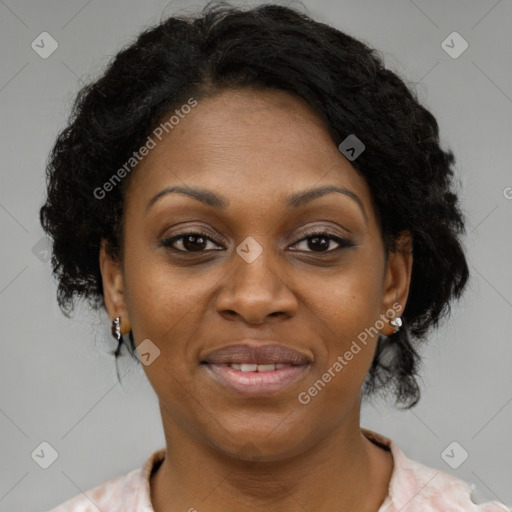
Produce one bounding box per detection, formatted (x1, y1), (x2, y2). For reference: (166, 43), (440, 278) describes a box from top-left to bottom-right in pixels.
(40, 0), (469, 408)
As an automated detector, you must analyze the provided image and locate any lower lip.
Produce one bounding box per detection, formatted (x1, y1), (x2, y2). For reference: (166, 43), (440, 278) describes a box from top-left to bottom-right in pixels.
(203, 363), (310, 396)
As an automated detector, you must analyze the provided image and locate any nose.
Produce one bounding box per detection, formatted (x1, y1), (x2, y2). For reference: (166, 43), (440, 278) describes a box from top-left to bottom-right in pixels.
(215, 245), (298, 325)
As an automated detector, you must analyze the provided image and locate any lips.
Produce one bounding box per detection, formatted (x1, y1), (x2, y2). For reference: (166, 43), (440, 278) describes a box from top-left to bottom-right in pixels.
(200, 342), (312, 396)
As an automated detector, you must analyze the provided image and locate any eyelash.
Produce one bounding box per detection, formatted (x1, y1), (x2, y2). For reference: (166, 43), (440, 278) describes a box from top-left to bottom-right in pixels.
(160, 230), (354, 254)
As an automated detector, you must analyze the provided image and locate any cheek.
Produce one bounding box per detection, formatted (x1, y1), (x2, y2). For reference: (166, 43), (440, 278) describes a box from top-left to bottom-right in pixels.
(122, 240), (199, 334)
(121, 246), (224, 374)
(121, 255), (208, 415)
(310, 252), (384, 340)
(301, 252), (384, 397)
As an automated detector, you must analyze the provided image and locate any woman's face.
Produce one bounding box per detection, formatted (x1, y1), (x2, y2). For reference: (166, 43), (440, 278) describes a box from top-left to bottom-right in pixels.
(101, 87), (411, 461)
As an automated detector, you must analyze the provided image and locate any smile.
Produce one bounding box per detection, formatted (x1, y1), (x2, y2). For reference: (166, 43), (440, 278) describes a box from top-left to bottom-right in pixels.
(200, 341), (313, 396)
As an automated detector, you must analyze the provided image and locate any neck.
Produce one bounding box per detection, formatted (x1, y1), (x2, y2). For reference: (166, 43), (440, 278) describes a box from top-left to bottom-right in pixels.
(150, 402), (392, 512)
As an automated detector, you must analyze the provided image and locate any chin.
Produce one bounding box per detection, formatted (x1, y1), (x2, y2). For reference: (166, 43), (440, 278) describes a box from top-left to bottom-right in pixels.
(203, 419), (313, 463)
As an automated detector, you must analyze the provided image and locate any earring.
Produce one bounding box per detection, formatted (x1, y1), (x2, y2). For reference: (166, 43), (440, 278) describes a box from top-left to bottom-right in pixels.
(111, 316), (123, 357)
(390, 316), (403, 333)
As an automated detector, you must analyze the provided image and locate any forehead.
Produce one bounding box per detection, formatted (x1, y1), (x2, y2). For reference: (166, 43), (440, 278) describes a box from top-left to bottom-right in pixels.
(125, 88), (374, 218)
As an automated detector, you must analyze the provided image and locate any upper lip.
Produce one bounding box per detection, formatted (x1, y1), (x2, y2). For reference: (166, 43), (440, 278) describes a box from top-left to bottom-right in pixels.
(201, 342), (312, 365)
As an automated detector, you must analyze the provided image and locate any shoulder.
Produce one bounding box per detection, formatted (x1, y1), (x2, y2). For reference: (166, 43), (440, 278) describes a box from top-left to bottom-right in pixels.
(46, 470), (135, 512)
(46, 448), (166, 512)
(362, 429), (510, 512)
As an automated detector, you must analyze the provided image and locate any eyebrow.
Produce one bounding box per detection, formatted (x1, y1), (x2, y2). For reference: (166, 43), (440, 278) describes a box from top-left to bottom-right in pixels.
(145, 184), (367, 221)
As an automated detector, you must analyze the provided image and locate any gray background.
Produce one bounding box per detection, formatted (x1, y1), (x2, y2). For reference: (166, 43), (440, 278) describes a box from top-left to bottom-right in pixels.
(1, 0), (511, 510)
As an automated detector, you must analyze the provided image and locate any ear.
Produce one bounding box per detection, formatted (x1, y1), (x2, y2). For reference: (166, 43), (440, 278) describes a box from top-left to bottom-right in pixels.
(99, 238), (131, 334)
(380, 230), (413, 336)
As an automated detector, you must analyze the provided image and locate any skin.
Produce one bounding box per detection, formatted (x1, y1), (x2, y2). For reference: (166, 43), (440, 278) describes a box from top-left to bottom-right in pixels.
(100, 87), (413, 512)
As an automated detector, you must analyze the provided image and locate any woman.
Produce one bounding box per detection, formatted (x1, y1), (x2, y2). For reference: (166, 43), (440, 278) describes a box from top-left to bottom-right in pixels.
(41, 2), (509, 511)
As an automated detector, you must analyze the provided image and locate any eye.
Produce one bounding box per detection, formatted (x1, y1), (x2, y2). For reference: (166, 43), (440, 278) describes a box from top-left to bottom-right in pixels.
(290, 231), (354, 253)
(160, 232), (224, 253)
(160, 230), (354, 254)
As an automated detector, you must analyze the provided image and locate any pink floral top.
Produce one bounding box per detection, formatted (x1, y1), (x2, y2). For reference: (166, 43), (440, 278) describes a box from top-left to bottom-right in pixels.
(47, 429), (510, 511)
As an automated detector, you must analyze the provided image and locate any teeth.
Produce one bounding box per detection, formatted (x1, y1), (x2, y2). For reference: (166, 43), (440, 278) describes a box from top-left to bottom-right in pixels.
(229, 363), (290, 371)
(240, 364), (258, 372)
(257, 364), (276, 372)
